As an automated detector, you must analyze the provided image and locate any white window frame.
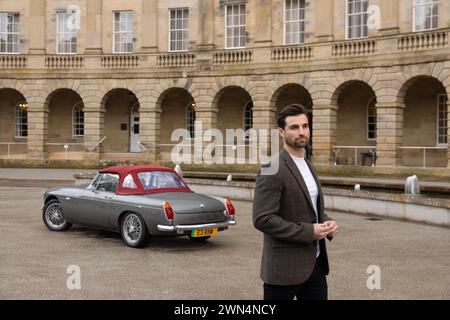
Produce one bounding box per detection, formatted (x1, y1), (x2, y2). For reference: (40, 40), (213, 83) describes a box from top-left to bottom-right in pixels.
(169, 8), (189, 52)
(345, 0), (369, 40)
(56, 12), (77, 55)
(243, 101), (253, 142)
(225, 3), (246, 49)
(14, 102), (28, 139)
(413, 0), (438, 32)
(437, 94), (448, 146)
(72, 102), (84, 138)
(0, 12), (20, 54)
(367, 97), (377, 141)
(186, 103), (196, 139)
(283, 0), (306, 45)
(112, 11), (134, 54)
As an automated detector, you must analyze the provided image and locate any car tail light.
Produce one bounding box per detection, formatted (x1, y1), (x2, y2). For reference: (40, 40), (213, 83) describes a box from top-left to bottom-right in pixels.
(225, 198), (235, 216)
(163, 201), (174, 221)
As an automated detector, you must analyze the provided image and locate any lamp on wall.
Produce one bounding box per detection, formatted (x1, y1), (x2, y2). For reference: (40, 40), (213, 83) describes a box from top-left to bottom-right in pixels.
(18, 103), (28, 110)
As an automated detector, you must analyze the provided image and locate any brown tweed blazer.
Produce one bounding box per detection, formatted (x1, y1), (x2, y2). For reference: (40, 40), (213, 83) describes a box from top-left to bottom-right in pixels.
(253, 148), (332, 285)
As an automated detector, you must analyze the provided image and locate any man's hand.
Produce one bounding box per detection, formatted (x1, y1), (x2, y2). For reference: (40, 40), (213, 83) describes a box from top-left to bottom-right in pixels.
(313, 223), (333, 240)
(323, 220), (339, 239)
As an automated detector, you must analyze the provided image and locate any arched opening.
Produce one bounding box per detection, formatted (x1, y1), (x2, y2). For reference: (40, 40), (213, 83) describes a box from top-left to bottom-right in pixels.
(0, 88), (28, 158)
(214, 86), (253, 162)
(400, 76), (448, 167)
(102, 89), (139, 154)
(159, 88), (195, 161)
(46, 89), (84, 160)
(333, 81), (377, 166)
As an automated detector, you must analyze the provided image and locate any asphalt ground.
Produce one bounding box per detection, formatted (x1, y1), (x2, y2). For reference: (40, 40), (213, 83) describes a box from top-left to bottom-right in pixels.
(0, 186), (449, 300)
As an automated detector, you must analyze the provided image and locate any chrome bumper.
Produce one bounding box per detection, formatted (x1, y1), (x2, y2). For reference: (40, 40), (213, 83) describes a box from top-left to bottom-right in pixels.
(157, 218), (236, 232)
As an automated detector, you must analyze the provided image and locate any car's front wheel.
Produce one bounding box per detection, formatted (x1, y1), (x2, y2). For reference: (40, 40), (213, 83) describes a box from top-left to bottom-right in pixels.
(42, 199), (72, 231)
(120, 212), (148, 248)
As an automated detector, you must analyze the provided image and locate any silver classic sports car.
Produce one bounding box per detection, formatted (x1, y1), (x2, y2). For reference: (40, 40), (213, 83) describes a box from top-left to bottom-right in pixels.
(42, 165), (236, 248)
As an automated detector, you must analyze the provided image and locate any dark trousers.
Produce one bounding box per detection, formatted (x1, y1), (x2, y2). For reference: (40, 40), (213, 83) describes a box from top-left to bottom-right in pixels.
(263, 255), (328, 301)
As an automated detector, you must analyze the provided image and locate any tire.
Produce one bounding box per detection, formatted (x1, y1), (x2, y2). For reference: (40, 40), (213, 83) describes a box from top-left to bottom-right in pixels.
(42, 199), (72, 231)
(188, 235), (211, 242)
(120, 212), (148, 248)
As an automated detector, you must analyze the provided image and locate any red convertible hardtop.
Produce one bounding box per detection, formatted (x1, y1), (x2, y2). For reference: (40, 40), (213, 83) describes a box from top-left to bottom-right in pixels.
(100, 165), (192, 195)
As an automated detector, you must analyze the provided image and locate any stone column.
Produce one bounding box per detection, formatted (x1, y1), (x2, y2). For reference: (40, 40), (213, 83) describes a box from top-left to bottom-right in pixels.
(447, 99), (450, 168)
(375, 102), (404, 167)
(254, 0), (272, 47)
(139, 101), (161, 161)
(379, 0), (399, 35)
(193, 101), (218, 164)
(311, 102), (337, 165)
(315, 0), (334, 42)
(141, 0), (158, 52)
(29, 0), (46, 54)
(83, 102), (105, 160)
(252, 100), (277, 162)
(27, 103), (48, 160)
(86, 0), (102, 54)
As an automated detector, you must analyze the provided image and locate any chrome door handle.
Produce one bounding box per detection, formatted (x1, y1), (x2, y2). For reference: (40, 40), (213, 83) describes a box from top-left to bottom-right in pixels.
(65, 197), (71, 200)
(104, 196), (112, 200)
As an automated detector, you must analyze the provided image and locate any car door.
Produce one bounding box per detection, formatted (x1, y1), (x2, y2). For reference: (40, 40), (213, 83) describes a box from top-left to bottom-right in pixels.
(77, 173), (119, 228)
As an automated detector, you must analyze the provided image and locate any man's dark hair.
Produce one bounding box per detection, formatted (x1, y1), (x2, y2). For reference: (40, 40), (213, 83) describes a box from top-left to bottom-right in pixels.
(277, 104), (310, 129)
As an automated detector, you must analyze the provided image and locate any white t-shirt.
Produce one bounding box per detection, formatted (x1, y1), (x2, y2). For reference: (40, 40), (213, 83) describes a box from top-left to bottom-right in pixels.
(290, 154), (320, 257)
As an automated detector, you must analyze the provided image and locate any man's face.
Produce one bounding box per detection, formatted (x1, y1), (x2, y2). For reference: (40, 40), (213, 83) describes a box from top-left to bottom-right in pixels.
(279, 114), (310, 150)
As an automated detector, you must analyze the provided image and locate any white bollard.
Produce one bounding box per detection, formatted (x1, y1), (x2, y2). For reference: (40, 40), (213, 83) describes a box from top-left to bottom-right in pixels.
(405, 175), (420, 195)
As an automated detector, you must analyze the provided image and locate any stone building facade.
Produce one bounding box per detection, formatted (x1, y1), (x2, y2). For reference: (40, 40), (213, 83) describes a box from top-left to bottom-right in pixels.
(0, 0), (449, 169)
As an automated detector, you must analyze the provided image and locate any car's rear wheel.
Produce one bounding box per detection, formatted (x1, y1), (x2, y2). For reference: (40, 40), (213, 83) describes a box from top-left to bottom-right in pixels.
(43, 199), (72, 231)
(188, 235), (211, 242)
(120, 212), (148, 248)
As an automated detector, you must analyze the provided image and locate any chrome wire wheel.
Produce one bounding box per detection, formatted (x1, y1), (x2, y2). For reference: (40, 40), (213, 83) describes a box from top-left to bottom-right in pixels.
(123, 214), (142, 244)
(45, 203), (67, 228)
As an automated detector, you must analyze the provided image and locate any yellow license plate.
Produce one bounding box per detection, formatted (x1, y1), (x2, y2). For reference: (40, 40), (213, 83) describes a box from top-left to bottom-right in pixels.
(191, 228), (218, 238)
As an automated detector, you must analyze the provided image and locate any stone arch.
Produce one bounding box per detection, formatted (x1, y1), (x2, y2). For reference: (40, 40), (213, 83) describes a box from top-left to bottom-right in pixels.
(330, 69), (378, 107)
(0, 79), (33, 106)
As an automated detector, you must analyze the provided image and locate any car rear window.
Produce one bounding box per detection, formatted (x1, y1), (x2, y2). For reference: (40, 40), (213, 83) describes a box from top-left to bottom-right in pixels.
(137, 171), (187, 190)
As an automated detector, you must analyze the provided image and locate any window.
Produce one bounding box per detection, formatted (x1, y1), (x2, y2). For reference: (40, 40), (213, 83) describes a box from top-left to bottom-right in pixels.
(284, 0), (306, 45)
(122, 174), (137, 189)
(169, 8), (189, 52)
(15, 102), (28, 138)
(244, 101), (253, 142)
(413, 0), (438, 32)
(225, 3), (246, 49)
(367, 97), (377, 140)
(56, 12), (77, 54)
(186, 103), (196, 139)
(0, 12), (20, 53)
(137, 171), (187, 190)
(437, 94), (448, 145)
(113, 11), (133, 53)
(346, 0), (368, 39)
(72, 102), (84, 138)
(96, 173), (119, 192)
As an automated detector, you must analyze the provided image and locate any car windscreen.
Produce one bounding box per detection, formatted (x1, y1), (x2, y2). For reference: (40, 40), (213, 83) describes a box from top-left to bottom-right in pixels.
(137, 171), (187, 190)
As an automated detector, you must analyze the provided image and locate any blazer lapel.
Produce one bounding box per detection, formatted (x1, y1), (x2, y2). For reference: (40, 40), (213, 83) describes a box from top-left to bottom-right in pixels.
(281, 149), (316, 218)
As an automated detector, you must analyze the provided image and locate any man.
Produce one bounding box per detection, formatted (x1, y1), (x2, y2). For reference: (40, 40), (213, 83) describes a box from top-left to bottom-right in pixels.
(253, 105), (339, 300)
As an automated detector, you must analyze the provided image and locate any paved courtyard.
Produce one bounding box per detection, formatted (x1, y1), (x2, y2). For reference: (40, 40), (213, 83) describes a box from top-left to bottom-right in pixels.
(0, 186), (449, 299)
